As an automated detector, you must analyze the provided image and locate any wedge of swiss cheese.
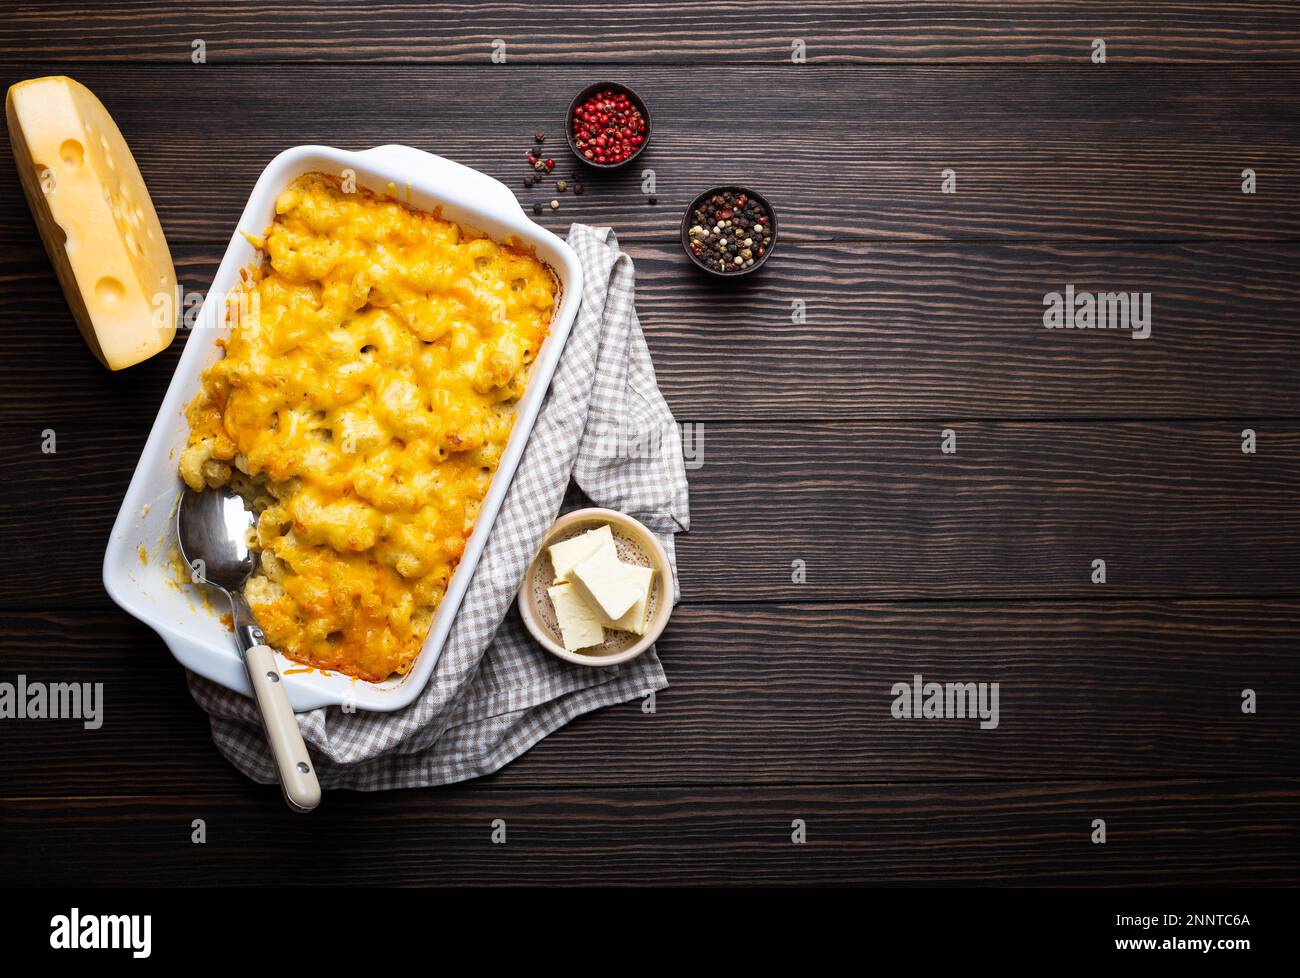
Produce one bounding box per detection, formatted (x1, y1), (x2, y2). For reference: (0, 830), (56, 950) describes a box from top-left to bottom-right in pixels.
(6, 76), (177, 370)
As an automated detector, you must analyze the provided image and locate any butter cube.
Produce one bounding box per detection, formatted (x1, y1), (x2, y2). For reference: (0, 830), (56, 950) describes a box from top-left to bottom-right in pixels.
(548, 524), (615, 583)
(595, 564), (655, 636)
(547, 582), (605, 651)
(570, 544), (642, 620)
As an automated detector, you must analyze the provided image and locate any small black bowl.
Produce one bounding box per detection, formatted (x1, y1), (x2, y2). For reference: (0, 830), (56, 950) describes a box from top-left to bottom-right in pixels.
(565, 82), (652, 170)
(681, 186), (779, 278)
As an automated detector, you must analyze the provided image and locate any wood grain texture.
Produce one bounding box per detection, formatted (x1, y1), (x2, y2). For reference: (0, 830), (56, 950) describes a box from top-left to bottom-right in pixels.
(681, 422), (1300, 600)
(2, 3), (1299, 888)
(0, 602), (1295, 796)
(2, 781), (1296, 886)
(4, 240), (1299, 424)
(4, 422), (1295, 606)
(1, 66), (1298, 243)
(3, 2), (1299, 64)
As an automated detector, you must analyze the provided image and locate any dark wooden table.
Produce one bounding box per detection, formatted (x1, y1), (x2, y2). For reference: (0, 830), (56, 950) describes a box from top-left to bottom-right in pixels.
(1, 2), (1297, 886)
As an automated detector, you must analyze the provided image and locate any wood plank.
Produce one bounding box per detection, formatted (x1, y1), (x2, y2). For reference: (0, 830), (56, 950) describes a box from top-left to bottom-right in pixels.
(1, 66), (1298, 243)
(5, 240), (1300, 425)
(3, 2), (1299, 64)
(4, 6), (1298, 895)
(3, 422), (1295, 606)
(685, 421), (1300, 600)
(2, 781), (1295, 886)
(0, 602), (1295, 795)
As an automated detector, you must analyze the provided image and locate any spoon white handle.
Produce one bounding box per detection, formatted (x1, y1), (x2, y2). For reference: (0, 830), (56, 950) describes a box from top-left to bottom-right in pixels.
(244, 644), (321, 812)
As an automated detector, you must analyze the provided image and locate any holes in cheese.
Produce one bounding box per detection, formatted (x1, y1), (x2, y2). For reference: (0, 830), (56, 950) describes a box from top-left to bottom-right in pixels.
(59, 138), (83, 167)
(95, 276), (125, 304)
(5, 76), (177, 370)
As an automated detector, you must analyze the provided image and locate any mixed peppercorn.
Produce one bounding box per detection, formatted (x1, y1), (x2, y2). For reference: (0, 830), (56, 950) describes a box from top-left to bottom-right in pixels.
(521, 86), (768, 243)
(570, 89), (647, 166)
(686, 190), (773, 273)
(525, 131), (553, 172)
(524, 130), (583, 213)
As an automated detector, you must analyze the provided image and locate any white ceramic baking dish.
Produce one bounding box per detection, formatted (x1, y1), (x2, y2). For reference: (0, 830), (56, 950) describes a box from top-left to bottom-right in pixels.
(103, 144), (583, 712)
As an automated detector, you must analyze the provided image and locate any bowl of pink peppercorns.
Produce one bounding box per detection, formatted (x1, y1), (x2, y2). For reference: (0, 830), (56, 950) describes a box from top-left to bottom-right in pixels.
(566, 82), (651, 169)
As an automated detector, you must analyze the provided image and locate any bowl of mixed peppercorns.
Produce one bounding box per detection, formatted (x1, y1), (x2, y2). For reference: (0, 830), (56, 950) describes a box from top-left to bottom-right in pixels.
(682, 187), (778, 276)
(566, 82), (651, 169)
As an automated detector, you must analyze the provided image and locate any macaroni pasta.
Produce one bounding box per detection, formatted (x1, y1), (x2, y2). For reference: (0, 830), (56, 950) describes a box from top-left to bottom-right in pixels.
(180, 173), (555, 681)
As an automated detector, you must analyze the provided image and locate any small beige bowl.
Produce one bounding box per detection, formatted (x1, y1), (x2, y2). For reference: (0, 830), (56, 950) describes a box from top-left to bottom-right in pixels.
(519, 507), (673, 666)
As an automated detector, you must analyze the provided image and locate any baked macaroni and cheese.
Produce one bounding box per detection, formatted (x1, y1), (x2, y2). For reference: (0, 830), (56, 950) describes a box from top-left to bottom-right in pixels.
(180, 172), (556, 681)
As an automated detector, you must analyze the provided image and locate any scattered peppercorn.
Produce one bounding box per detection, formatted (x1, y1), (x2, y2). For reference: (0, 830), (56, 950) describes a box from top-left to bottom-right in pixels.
(550, 199), (560, 210)
(571, 88), (648, 166)
(686, 189), (774, 273)
(647, 195), (657, 205)
(522, 128), (591, 205)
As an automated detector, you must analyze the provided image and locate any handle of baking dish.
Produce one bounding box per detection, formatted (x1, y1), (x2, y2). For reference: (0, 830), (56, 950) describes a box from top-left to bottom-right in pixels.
(359, 144), (527, 221)
(245, 644), (322, 813)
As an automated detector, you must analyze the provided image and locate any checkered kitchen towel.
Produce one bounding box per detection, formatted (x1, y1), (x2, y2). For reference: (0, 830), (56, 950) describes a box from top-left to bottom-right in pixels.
(187, 224), (690, 790)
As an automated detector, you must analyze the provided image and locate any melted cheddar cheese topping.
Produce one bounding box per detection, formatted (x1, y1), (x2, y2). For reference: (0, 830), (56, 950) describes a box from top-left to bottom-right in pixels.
(181, 172), (555, 681)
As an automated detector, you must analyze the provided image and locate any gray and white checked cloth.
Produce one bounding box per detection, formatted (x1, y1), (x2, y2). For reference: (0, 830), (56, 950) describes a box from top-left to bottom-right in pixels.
(187, 223), (690, 790)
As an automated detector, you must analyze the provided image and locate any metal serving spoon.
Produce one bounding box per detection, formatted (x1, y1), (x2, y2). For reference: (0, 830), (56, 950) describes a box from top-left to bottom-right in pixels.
(177, 486), (321, 812)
